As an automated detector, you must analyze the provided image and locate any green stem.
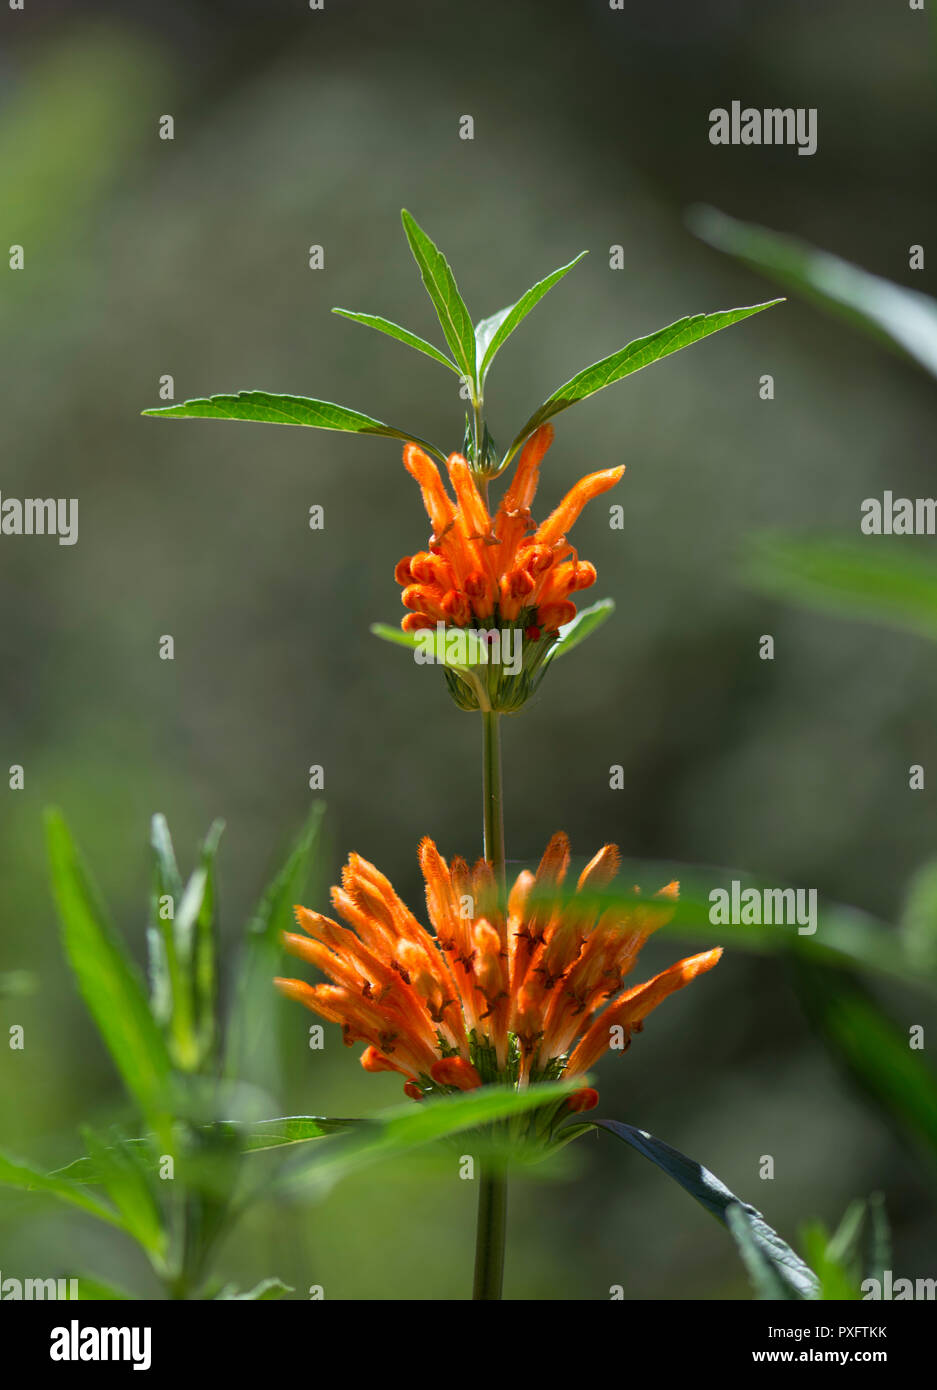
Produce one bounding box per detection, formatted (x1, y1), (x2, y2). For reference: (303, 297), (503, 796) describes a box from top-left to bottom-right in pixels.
(481, 710), (505, 887)
(475, 710), (508, 1298)
(473, 1164), (507, 1300)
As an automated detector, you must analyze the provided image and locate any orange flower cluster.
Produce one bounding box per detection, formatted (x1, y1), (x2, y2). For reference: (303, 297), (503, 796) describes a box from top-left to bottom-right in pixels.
(276, 833), (721, 1101)
(394, 424), (623, 642)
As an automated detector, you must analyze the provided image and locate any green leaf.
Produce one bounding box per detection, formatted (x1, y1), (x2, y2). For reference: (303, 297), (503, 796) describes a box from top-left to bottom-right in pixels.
(475, 251), (587, 384)
(143, 391), (446, 462)
(793, 962), (937, 1173)
(544, 598), (615, 665)
(80, 1127), (167, 1264)
(224, 807), (325, 1089)
(727, 1204), (804, 1300)
(0, 1150), (121, 1227)
(370, 621), (480, 672)
(278, 1082), (575, 1194)
(899, 859), (937, 975)
(866, 1192), (891, 1286)
(584, 1119), (819, 1299)
(236, 1115), (362, 1152)
(73, 1275), (134, 1300)
(331, 309), (459, 374)
(745, 534), (937, 642)
(799, 1206), (865, 1300)
(216, 1278), (293, 1300)
(46, 809), (173, 1132)
(689, 205), (937, 380)
(505, 299), (781, 462)
(401, 210), (477, 390)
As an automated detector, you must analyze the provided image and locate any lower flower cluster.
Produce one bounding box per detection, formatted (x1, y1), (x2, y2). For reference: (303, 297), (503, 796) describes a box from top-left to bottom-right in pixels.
(275, 833), (721, 1105)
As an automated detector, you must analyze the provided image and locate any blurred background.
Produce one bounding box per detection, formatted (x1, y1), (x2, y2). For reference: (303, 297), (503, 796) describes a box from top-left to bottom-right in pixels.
(1, 0), (936, 1298)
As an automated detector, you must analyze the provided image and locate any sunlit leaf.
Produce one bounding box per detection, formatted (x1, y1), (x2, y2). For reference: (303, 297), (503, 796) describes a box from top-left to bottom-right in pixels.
(237, 1115), (362, 1152)
(331, 308), (459, 374)
(505, 300), (780, 463)
(476, 251), (587, 384)
(277, 1082), (575, 1194)
(745, 534), (937, 642)
(689, 205), (937, 379)
(46, 810), (173, 1132)
(544, 598), (615, 664)
(401, 210), (477, 389)
(73, 1275), (134, 1300)
(143, 391), (446, 462)
(584, 1119), (819, 1299)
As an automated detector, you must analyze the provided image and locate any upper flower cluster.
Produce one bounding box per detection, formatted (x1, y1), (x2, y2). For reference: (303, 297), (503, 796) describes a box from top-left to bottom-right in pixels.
(275, 833), (721, 1103)
(393, 425), (623, 710)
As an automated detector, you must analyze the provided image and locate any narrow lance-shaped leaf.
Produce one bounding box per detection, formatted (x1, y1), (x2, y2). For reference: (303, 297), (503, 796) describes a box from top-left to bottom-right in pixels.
(80, 1126), (167, 1265)
(505, 299), (782, 464)
(276, 1081), (576, 1195)
(476, 251), (588, 385)
(580, 1118), (820, 1299)
(331, 308), (460, 374)
(401, 210), (477, 391)
(143, 391), (446, 463)
(46, 810), (173, 1134)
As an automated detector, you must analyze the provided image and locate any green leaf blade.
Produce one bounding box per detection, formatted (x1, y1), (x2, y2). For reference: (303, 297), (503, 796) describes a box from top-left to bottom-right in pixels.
(401, 210), (477, 390)
(585, 1118), (820, 1299)
(45, 810), (173, 1132)
(143, 391), (446, 461)
(331, 309), (459, 374)
(507, 299), (781, 461)
(477, 251), (587, 383)
(690, 205), (937, 380)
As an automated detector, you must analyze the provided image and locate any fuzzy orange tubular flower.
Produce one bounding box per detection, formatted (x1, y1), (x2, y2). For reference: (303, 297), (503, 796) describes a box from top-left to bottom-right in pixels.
(275, 835), (721, 1101)
(396, 424), (623, 641)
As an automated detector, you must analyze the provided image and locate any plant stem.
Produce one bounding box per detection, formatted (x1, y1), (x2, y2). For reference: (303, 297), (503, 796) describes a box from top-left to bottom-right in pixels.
(481, 710), (505, 887)
(473, 1164), (507, 1300)
(475, 710), (508, 1298)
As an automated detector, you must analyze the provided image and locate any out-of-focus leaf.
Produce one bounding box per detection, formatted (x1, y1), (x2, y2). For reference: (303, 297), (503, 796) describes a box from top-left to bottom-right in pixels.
(689, 205), (937, 379)
(746, 535), (937, 642)
(550, 868), (935, 997)
(544, 598), (615, 664)
(0, 1151), (121, 1227)
(401, 210), (477, 389)
(793, 961), (937, 1172)
(475, 252), (587, 384)
(46, 810), (172, 1132)
(584, 1119), (819, 1299)
(0, 970), (38, 997)
(331, 308), (459, 373)
(224, 807), (325, 1091)
(80, 1127), (167, 1265)
(73, 1275), (134, 1300)
(216, 1278), (293, 1300)
(899, 859), (937, 974)
(866, 1192), (891, 1286)
(143, 391), (445, 461)
(278, 1082), (575, 1195)
(799, 1201), (872, 1300)
(505, 300), (780, 463)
